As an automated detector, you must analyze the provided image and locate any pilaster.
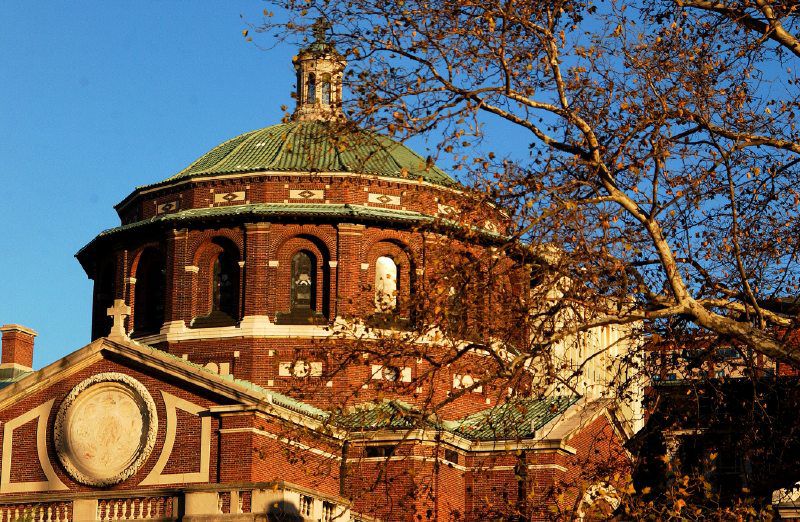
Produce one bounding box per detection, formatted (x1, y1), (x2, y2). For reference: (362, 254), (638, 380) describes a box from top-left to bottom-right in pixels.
(336, 223), (365, 318)
(243, 223), (271, 318)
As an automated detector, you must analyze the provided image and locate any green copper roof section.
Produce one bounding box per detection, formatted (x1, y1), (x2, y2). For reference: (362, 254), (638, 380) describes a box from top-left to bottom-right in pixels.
(163, 121), (456, 187)
(334, 400), (421, 431)
(330, 396), (579, 441)
(449, 395), (578, 441)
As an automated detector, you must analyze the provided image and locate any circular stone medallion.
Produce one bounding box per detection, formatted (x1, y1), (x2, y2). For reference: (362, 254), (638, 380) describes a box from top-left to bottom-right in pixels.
(55, 372), (158, 487)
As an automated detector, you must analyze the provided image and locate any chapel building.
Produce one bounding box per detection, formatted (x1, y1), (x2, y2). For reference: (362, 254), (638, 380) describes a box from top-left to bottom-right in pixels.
(0, 34), (635, 522)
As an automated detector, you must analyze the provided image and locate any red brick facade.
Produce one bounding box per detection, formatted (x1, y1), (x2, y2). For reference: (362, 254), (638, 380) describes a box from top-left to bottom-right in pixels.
(0, 47), (630, 521)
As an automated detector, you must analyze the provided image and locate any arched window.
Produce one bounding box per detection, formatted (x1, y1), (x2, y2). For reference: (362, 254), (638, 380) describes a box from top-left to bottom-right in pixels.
(306, 73), (316, 104)
(133, 249), (166, 335)
(375, 256), (398, 312)
(320, 74), (331, 105)
(291, 251), (316, 313)
(213, 249), (240, 319)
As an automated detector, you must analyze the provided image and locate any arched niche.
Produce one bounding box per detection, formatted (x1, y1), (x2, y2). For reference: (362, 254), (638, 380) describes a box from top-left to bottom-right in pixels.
(275, 235), (330, 325)
(132, 248), (166, 336)
(365, 240), (414, 327)
(191, 237), (242, 328)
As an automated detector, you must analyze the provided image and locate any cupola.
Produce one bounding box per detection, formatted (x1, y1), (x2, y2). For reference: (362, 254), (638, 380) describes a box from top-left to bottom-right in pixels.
(293, 19), (346, 122)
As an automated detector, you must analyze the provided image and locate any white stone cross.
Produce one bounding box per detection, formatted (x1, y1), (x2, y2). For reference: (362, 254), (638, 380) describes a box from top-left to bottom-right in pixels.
(106, 299), (131, 341)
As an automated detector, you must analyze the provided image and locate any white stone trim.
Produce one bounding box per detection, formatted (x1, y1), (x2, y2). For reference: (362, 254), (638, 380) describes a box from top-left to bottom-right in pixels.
(360, 263), (370, 270)
(0, 362), (32, 373)
(132, 171), (465, 201)
(0, 399), (68, 493)
(140, 392), (211, 486)
(367, 193), (401, 206)
(328, 261), (338, 268)
(268, 260), (279, 267)
(343, 455), (566, 473)
(185, 265), (200, 274)
(218, 427), (340, 460)
(156, 201), (180, 215)
(54, 372), (158, 487)
(437, 203), (457, 216)
(213, 191), (245, 204)
(289, 189), (324, 200)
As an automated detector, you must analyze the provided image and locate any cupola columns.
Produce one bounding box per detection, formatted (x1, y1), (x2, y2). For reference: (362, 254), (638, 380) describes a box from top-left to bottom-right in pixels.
(292, 19), (346, 122)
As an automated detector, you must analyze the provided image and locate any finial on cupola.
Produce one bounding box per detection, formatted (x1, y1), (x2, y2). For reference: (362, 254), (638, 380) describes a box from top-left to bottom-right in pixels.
(293, 18), (346, 122)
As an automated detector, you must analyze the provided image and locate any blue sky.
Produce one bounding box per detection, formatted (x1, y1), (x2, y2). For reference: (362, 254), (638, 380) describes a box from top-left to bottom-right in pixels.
(0, 2), (301, 366)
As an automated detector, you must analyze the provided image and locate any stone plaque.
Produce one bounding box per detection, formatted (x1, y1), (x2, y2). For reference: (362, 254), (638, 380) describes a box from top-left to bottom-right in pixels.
(54, 373), (158, 487)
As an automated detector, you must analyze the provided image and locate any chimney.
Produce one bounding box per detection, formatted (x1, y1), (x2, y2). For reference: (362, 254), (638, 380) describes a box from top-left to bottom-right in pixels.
(0, 324), (36, 378)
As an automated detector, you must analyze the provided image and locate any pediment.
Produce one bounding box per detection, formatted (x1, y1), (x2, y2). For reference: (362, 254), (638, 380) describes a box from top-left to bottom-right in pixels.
(0, 337), (266, 495)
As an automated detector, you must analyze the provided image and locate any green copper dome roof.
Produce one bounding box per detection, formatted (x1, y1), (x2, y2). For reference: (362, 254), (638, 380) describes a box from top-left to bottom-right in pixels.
(164, 120), (456, 187)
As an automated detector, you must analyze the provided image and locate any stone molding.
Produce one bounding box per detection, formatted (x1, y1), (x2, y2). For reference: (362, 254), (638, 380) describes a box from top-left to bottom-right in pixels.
(0, 398), (68, 493)
(140, 391), (210, 486)
(54, 372), (158, 487)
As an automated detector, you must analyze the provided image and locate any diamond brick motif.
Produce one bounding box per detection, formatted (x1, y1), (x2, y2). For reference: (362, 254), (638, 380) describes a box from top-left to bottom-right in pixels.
(297, 190), (316, 199)
(222, 192), (239, 202)
(376, 195), (392, 204)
